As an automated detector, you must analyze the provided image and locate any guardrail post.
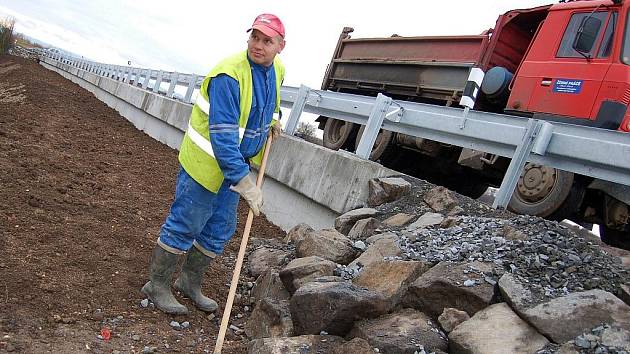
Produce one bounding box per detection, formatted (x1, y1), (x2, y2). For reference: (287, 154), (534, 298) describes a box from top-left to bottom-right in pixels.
(184, 74), (198, 103)
(142, 70), (151, 89)
(356, 93), (393, 159)
(167, 72), (178, 98)
(153, 70), (164, 93)
(284, 84), (311, 136)
(493, 119), (545, 209)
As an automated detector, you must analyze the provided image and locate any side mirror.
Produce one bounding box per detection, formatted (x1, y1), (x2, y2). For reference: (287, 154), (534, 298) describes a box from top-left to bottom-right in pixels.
(573, 16), (602, 54)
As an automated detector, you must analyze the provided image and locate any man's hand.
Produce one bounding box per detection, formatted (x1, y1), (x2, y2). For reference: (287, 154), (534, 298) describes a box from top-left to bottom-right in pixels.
(229, 175), (263, 216)
(270, 122), (282, 139)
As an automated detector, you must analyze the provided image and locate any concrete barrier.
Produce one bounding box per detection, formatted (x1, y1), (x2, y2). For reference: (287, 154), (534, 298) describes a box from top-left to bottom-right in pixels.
(40, 58), (397, 231)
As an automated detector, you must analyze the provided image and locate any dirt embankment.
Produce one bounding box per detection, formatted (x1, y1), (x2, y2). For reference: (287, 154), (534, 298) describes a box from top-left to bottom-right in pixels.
(0, 55), (282, 353)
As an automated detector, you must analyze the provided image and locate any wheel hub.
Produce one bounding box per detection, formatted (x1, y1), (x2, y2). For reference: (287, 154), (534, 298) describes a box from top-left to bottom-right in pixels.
(516, 163), (556, 202)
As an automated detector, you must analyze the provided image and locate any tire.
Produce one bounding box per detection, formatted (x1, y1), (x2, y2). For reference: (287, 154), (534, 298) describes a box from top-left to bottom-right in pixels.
(322, 118), (356, 151)
(354, 125), (397, 162)
(508, 164), (574, 218)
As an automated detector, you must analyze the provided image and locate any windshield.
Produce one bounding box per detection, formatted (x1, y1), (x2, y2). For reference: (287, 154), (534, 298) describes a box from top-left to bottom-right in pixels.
(624, 9), (630, 64)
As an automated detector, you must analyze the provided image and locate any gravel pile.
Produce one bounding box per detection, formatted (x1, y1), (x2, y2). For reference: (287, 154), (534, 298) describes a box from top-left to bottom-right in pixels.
(395, 215), (629, 305)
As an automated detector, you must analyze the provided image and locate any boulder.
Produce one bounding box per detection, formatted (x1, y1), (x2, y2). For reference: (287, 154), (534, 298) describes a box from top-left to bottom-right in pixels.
(438, 308), (470, 333)
(448, 302), (549, 354)
(601, 326), (630, 350)
(245, 298), (293, 339)
(404, 261), (496, 317)
(423, 186), (458, 212)
(517, 290), (630, 343)
(251, 270), (290, 304)
(331, 338), (374, 354)
(348, 217), (381, 239)
(367, 177), (411, 207)
(497, 273), (534, 310)
(296, 228), (356, 265)
(353, 259), (430, 310)
(279, 256), (337, 294)
(335, 208), (378, 235)
(348, 308), (447, 353)
(289, 281), (389, 336)
(285, 223), (314, 244)
(348, 234), (401, 270)
(406, 212), (444, 231)
(247, 335), (344, 354)
(383, 213), (415, 228)
(248, 247), (289, 278)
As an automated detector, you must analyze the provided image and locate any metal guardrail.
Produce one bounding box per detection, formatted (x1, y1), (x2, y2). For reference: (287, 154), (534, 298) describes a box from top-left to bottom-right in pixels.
(37, 50), (630, 210)
(280, 85), (630, 209)
(39, 49), (204, 103)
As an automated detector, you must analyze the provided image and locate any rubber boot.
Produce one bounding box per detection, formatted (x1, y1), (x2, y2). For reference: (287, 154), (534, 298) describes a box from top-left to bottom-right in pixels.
(174, 246), (218, 312)
(141, 245), (188, 315)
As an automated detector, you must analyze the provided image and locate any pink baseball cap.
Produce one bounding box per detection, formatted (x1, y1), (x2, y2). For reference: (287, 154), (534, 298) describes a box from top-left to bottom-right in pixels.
(248, 13), (285, 38)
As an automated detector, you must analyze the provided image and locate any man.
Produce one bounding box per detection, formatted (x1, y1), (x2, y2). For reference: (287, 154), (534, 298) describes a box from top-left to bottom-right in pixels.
(141, 14), (286, 315)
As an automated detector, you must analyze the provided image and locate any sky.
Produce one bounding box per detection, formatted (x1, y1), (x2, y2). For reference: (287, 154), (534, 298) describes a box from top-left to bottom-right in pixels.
(0, 0), (553, 90)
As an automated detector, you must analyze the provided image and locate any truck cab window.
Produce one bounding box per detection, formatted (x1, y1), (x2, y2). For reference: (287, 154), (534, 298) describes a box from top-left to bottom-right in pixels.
(624, 10), (630, 64)
(598, 12), (617, 58)
(557, 11), (608, 58)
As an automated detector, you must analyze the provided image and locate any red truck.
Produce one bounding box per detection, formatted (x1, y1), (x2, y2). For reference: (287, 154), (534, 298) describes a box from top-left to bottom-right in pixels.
(317, 0), (630, 246)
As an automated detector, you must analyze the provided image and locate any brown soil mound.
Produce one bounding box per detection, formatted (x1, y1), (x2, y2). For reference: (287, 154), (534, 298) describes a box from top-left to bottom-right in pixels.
(0, 55), (283, 353)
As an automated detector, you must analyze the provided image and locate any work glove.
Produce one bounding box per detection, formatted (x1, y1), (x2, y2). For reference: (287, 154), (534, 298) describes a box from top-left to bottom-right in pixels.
(230, 175), (263, 216)
(270, 122), (282, 139)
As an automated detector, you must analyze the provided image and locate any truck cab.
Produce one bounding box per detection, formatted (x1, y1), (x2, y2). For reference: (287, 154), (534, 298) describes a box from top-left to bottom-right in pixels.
(509, 0), (630, 132)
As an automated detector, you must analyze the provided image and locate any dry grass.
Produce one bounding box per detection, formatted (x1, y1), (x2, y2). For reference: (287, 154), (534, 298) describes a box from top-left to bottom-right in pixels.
(0, 17), (15, 54)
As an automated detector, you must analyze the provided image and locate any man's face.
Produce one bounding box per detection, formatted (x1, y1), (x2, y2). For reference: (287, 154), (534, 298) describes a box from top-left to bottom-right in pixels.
(247, 29), (285, 67)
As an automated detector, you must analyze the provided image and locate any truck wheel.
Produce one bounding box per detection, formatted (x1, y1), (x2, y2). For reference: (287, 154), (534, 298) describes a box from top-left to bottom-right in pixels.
(323, 119), (356, 151)
(354, 126), (396, 162)
(508, 164), (574, 218)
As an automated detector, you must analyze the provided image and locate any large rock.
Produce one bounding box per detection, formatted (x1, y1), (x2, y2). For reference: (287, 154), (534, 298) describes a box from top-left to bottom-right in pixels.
(285, 222), (314, 244)
(335, 208), (378, 235)
(383, 213), (415, 228)
(514, 289), (630, 343)
(406, 212), (444, 231)
(438, 308), (470, 333)
(404, 261), (496, 317)
(296, 228), (356, 264)
(367, 177), (411, 207)
(423, 186), (458, 212)
(347, 217), (381, 239)
(348, 308), (448, 353)
(289, 281), (389, 336)
(497, 273), (534, 310)
(279, 256), (337, 294)
(353, 260), (430, 310)
(248, 247), (289, 278)
(331, 338), (374, 354)
(245, 298), (293, 339)
(348, 234), (401, 269)
(449, 302), (549, 354)
(251, 270), (290, 304)
(247, 335), (345, 354)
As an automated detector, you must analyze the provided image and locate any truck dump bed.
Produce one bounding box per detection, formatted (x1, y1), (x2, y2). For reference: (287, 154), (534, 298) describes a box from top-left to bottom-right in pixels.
(322, 5), (550, 105)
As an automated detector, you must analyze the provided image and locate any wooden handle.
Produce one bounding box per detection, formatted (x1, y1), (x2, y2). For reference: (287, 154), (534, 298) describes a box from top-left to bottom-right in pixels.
(213, 134), (273, 354)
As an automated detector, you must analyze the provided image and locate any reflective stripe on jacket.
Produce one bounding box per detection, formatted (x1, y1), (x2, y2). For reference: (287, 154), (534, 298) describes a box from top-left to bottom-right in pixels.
(178, 50), (285, 193)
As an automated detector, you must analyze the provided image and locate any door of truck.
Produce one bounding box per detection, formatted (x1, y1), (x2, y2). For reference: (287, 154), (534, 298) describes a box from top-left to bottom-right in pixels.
(514, 9), (618, 121)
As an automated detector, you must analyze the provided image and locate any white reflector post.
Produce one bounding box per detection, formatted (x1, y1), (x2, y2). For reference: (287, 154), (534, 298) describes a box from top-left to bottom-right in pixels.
(460, 67), (485, 109)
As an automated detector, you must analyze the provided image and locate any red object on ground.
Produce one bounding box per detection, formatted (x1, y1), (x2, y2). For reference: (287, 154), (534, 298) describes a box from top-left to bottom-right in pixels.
(100, 327), (111, 341)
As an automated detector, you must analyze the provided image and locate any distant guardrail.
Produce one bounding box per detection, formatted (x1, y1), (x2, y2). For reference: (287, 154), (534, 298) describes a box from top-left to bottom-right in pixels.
(38, 50), (630, 210)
